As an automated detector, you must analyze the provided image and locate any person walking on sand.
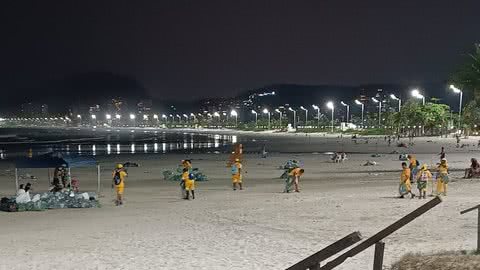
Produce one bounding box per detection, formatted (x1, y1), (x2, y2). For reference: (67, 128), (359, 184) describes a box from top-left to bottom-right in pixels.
(112, 164), (127, 206)
(284, 167), (304, 193)
(231, 158), (243, 190)
(416, 164), (432, 199)
(436, 158), (449, 196)
(182, 168), (195, 200)
(399, 162), (415, 198)
(438, 147), (446, 162)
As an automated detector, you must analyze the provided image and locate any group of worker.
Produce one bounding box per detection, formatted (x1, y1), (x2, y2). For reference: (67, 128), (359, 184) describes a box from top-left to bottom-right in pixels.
(110, 157), (306, 206)
(399, 152), (449, 199)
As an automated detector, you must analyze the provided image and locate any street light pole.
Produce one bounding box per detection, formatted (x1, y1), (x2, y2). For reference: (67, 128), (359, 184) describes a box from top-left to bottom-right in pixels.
(312, 105), (320, 129)
(300, 106), (308, 126)
(390, 94), (402, 112)
(355, 100), (364, 128)
(372, 98), (382, 127)
(263, 108), (270, 129)
(251, 110), (258, 127)
(450, 84), (464, 131)
(340, 101), (350, 124)
(288, 108), (297, 129)
(275, 109), (282, 128)
(326, 101), (334, 133)
(230, 110), (238, 127)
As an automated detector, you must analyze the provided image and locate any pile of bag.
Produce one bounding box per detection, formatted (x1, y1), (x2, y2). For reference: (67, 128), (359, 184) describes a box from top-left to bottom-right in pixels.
(0, 191), (100, 212)
(163, 167), (208, 182)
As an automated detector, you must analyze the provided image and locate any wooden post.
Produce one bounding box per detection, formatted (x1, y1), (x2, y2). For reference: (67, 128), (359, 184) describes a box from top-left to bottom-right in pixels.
(373, 242), (385, 270)
(460, 204), (480, 253)
(477, 208), (480, 253)
(286, 232), (362, 270)
(320, 196), (442, 270)
(14, 168), (19, 192)
(97, 165), (101, 194)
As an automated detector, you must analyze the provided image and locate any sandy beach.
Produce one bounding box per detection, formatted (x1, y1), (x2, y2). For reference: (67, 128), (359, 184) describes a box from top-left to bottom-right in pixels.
(1, 133), (480, 270)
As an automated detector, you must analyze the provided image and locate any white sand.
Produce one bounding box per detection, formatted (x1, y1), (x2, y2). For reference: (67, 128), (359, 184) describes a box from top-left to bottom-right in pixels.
(1, 136), (480, 269)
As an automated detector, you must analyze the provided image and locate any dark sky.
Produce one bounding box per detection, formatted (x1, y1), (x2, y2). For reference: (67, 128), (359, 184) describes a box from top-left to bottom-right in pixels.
(1, 0), (479, 101)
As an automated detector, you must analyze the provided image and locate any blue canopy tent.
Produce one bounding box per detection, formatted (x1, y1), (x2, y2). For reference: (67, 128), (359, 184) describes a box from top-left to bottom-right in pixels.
(14, 154), (101, 193)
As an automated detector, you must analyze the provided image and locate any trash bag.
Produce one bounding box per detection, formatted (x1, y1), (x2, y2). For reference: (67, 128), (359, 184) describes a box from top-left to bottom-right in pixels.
(15, 191), (31, 204)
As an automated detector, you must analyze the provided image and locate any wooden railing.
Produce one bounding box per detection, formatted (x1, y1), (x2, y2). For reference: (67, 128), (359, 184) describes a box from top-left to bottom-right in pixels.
(460, 204), (480, 252)
(287, 196), (442, 270)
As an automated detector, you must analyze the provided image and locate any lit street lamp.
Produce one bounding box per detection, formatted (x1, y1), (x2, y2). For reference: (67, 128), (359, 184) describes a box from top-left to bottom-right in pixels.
(450, 84), (463, 130)
(143, 114), (148, 121)
(251, 110), (258, 127)
(340, 101), (350, 124)
(263, 108), (271, 129)
(312, 105), (320, 128)
(91, 114), (96, 120)
(129, 113), (136, 127)
(77, 114), (81, 119)
(355, 99), (364, 127)
(411, 89), (425, 105)
(115, 114), (121, 120)
(300, 106), (308, 126)
(275, 109), (282, 127)
(230, 110), (238, 126)
(371, 97), (382, 126)
(288, 107), (297, 129)
(390, 94), (401, 112)
(106, 114), (111, 120)
(326, 101), (334, 133)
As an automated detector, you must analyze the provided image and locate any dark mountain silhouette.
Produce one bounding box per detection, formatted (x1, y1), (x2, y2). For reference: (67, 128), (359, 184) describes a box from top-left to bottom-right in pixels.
(2, 72), (150, 114)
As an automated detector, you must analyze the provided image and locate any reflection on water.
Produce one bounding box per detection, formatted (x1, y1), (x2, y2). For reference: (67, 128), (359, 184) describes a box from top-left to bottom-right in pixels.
(0, 132), (238, 158)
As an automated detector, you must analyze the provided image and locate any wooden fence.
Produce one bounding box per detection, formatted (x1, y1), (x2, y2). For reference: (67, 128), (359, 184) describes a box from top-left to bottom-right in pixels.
(287, 196), (442, 270)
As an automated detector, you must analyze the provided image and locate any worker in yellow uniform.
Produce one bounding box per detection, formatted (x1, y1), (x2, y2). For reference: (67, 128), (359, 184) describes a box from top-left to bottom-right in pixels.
(182, 168), (195, 200)
(399, 162), (414, 198)
(231, 158), (243, 190)
(285, 167), (304, 193)
(182, 159), (192, 171)
(436, 158), (449, 196)
(416, 164), (432, 199)
(112, 164), (127, 206)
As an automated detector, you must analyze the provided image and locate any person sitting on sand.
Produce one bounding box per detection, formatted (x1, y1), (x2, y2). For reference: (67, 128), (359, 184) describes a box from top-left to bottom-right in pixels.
(436, 158), (449, 196)
(399, 162), (415, 198)
(464, 158), (480, 179)
(182, 168), (196, 200)
(340, 152), (347, 162)
(112, 164), (127, 206)
(416, 164), (432, 199)
(284, 167), (304, 193)
(231, 158), (243, 191)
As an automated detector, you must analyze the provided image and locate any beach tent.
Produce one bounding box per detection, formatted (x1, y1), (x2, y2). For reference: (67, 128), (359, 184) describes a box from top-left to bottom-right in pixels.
(14, 154), (101, 194)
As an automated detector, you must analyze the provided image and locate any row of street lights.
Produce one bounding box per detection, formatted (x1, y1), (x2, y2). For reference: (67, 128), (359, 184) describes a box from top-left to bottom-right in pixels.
(79, 85), (465, 131)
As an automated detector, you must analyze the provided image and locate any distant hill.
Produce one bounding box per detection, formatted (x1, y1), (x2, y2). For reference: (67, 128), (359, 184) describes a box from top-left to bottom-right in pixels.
(2, 72), (150, 114)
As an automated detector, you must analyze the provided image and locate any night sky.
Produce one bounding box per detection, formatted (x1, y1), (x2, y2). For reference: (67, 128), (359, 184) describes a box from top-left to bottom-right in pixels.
(1, 1), (479, 101)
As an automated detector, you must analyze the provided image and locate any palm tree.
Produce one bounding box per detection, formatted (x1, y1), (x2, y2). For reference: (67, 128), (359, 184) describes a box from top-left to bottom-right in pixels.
(451, 43), (480, 100)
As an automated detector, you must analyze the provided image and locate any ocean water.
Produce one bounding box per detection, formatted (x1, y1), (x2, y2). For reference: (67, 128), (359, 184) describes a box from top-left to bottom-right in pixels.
(0, 127), (239, 159)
